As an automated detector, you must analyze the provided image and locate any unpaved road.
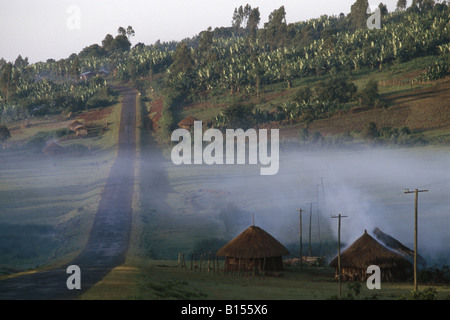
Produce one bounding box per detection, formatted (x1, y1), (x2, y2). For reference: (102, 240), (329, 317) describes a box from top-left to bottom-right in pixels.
(0, 85), (137, 300)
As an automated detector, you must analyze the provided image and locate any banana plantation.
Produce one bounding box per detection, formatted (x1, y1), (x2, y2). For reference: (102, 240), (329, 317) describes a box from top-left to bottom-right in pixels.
(0, 3), (448, 126)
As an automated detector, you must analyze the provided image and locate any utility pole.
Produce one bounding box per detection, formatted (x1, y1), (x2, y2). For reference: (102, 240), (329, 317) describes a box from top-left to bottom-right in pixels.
(317, 184), (321, 256)
(404, 188), (428, 292)
(331, 214), (348, 300)
(297, 208), (303, 270)
(308, 202), (312, 257)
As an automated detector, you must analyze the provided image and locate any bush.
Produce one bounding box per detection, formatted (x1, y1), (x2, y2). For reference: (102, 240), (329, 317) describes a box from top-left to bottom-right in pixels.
(400, 288), (438, 300)
(25, 129), (71, 153)
(358, 79), (381, 108)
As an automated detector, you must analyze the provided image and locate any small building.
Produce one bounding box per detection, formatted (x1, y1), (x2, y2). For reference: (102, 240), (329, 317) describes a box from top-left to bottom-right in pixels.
(329, 230), (412, 282)
(68, 120), (85, 131)
(42, 141), (65, 155)
(216, 225), (290, 273)
(74, 125), (88, 136)
(178, 116), (199, 130)
(80, 71), (95, 81)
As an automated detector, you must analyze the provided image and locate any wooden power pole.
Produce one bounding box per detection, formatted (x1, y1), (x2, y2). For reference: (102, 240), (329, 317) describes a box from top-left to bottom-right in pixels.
(331, 214), (348, 299)
(297, 208), (303, 269)
(308, 202), (312, 257)
(404, 188), (428, 292)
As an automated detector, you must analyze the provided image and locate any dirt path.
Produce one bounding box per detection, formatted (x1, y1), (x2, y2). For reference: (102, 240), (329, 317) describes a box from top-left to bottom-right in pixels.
(0, 85), (137, 300)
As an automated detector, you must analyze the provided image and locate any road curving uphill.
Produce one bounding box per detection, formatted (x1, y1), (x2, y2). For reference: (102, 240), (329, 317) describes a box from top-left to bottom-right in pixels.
(0, 85), (137, 300)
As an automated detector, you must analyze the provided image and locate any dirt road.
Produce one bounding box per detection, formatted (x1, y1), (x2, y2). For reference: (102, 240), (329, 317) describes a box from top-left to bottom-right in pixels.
(0, 85), (137, 300)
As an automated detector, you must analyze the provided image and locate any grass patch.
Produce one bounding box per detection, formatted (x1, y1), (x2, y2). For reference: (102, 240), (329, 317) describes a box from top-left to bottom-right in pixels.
(81, 257), (450, 300)
(0, 102), (123, 276)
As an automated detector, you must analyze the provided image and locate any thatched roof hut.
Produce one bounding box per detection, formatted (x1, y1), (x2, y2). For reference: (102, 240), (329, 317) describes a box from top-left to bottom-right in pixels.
(74, 125), (88, 136)
(217, 225), (290, 273)
(329, 230), (412, 282)
(178, 116), (199, 130)
(373, 227), (426, 269)
(42, 141), (65, 155)
(68, 120), (85, 131)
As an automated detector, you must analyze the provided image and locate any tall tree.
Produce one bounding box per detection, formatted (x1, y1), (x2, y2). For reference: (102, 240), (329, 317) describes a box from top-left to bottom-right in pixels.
(71, 56), (80, 80)
(246, 7), (260, 40)
(396, 0), (408, 11)
(232, 6), (244, 35)
(117, 27), (126, 37)
(263, 6), (287, 50)
(0, 125), (11, 149)
(102, 34), (115, 53)
(126, 25), (135, 39)
(14, 55), (29, 69)
(170, 42), (194, 75)
(348, 0), (369, 31)
(0, 63), (13, 104)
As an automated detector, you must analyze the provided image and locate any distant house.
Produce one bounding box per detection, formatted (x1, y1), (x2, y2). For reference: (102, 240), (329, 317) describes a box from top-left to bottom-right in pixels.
(80, 71), (95, 81)
(178, 116), (199, 130)
(68, 120), (88, 136)
(96, 69), (109, 77)
(74, 125), (88, 136)
(42, 141), (65, 155)
(68, 120), (84, 131)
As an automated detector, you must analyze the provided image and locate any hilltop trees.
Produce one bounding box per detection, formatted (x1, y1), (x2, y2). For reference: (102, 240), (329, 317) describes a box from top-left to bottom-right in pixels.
(0, 125), (11, 149)
(261, 6), (288, 50)
(101, 26), (133, 55)
(397, 0), (408, 11)
(348, 0), (369, 31)
(0, 63), (13, 104)
(232, 4), (261, 39)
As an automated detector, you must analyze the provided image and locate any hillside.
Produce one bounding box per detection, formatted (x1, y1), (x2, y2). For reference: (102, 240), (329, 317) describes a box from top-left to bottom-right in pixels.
(282, 77), (450, 140)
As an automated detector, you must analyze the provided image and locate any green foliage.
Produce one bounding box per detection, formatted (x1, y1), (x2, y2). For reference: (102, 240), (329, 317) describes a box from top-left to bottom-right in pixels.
(311, 77), (357, 104)
(400, 287), (438, 300)
(363, 121), (379, 140)
(358, 79), (382, 108)
(0, 124), (11, 146)
(418, 60), (449, 81)
(221, 101), (255, 129)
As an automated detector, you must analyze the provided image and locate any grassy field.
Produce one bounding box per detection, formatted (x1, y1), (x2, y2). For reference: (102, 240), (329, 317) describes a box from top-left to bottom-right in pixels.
(81, 257), (450, 300)
(0, 101), (122, 276)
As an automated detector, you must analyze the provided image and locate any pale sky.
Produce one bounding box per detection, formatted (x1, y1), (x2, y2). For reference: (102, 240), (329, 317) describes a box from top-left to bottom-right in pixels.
(0, 0), (399, 63)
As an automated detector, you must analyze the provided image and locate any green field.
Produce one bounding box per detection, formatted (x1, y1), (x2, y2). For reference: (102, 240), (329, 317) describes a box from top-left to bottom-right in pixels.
(0, 101), (122, 276)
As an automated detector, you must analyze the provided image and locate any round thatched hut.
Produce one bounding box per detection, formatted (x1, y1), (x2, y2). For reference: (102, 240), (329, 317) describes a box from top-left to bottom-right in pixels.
(329, 230), (412, 282)
(42, 141), (65, 155)
(178, 116), (199, 130)
(216, 225), (290, 273)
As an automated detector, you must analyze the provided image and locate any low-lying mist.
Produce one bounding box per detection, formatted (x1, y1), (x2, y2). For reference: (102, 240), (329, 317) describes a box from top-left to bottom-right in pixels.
(165, 144), (450, 265)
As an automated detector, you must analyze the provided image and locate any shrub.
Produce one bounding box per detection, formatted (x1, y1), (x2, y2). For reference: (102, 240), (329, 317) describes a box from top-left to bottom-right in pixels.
(400, 287), (438, 300)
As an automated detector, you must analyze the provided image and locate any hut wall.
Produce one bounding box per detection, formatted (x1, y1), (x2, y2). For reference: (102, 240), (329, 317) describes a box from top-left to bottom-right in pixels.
(335, 267), (411, 282)
(224, 256), (284, 273)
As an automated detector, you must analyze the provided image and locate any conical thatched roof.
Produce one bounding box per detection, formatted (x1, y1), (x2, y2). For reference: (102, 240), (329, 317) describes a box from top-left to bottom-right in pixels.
(178, 115), (199, 127)
(68, 120), (85, 131)
(216, 226), (290, 259)
(329, 230), (412, 269)
(373, 227), (426, 268)
(42, 141), (65, 155)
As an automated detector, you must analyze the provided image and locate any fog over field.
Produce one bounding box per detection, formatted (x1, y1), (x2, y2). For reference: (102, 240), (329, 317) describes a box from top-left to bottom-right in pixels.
(165, 145), (450, 265)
